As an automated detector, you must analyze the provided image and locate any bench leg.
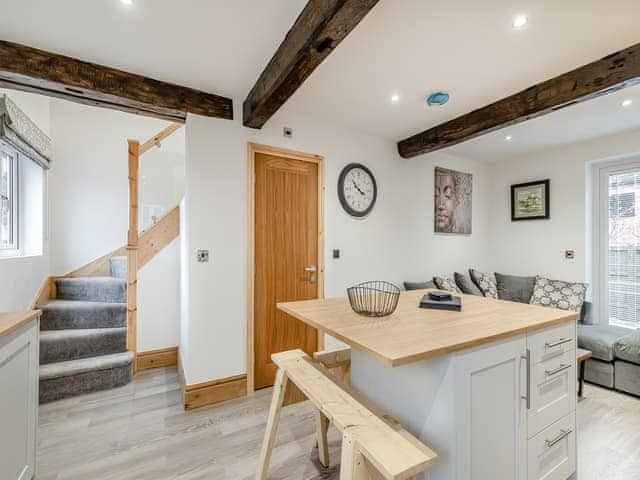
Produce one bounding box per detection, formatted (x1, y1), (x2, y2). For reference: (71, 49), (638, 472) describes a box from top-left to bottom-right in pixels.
(340, 434), (368, 480)
(578, 360), (585, 397)
(256, 368), (289, 480)
(316, 409), (330, 467)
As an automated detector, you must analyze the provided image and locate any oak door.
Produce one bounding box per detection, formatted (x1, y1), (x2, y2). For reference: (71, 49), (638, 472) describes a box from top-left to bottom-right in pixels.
(254, 152), (319, 389)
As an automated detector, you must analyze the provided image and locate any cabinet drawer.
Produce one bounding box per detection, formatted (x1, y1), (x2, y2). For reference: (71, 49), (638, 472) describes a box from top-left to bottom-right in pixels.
(528, 350), (576, 437)
(527, 322), (575, 364)
(527, 412), (575, 480)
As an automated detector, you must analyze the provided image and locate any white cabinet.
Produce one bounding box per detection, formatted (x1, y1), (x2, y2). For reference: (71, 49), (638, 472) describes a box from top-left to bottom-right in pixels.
(454, 335), (528, 480)
(0, 318), (39, 480)
(453, 321), (576, 480)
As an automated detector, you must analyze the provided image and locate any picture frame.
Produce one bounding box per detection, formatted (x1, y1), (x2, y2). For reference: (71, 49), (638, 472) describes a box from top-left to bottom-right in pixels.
(511, 179), (550, 221)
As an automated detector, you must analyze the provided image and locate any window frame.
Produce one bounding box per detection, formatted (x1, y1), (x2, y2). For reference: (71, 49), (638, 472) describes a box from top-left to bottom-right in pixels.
(0, 141), (18, 252)
(596, 160), (640, 330)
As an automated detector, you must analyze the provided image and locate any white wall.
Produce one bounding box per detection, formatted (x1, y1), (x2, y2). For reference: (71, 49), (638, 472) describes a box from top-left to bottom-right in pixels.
(487, 128), (640, 285)
(181, 103), (492, 385)
(0, 90), (50, 311)
(48, 99), (184, 351)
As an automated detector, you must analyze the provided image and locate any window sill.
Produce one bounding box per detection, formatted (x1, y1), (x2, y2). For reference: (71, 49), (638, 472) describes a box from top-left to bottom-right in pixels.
(0, 251), (44, 261)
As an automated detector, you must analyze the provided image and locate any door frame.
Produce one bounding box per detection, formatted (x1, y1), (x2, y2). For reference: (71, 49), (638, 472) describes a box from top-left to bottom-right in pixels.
(246, 142), (325, 393)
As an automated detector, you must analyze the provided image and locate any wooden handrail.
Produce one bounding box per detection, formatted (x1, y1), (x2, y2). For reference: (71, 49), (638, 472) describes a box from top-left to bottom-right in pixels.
(139, 123), (183, 155)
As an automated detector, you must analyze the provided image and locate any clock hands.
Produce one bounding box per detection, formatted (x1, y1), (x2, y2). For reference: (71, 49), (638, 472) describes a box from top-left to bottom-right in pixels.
(352, 179), (366, 196)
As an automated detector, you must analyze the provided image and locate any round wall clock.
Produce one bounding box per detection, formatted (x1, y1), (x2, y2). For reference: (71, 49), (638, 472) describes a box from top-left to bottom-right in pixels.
(337, 163), (377, 218)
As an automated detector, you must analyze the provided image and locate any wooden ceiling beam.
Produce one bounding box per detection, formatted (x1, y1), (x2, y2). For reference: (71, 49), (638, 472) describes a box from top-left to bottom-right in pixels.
(397, 43), (640, 158)
(243, 0), (379, 129)
(0, 40), (233, 123)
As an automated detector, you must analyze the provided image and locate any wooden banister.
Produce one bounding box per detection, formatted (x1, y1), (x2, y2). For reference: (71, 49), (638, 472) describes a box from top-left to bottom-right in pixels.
(139, 123), (183, 156)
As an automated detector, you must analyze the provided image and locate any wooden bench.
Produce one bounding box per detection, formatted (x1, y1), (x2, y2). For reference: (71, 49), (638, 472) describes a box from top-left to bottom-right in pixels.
(256, 349), (438, 480)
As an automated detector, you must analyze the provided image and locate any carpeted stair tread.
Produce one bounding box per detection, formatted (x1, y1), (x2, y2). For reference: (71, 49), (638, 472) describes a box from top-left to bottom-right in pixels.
(39, 352), (134, 403)
(40, 300), (126, 330)
(55, 276), (126, 303)
(39, 351), (134, 381)
(40, 327), (127, 364)
(109, 256), (127, 280)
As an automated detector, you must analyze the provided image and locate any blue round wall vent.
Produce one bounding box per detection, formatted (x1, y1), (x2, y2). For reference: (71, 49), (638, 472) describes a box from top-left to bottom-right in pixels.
(426, 92), (450, 106)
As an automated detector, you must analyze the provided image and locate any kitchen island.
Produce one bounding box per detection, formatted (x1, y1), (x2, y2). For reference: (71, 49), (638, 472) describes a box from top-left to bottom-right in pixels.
(278, 290), (579, 480)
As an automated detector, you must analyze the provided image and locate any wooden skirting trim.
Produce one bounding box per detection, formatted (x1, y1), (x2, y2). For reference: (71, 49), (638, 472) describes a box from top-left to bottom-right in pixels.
(183, 374), (248, 410)
(29, 276), (54, 309)
(136, 347), (178, 371)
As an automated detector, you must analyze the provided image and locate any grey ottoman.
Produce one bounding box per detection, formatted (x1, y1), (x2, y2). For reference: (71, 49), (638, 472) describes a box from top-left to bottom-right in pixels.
(578, 324), (630, 388)
(614, 330), (640, 396)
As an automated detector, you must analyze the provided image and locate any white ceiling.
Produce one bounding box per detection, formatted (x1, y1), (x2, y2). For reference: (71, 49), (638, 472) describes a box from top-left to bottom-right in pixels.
(447, 83), (640, 162)
(0, 0), (638, 154)
(0, 0), (307, 97)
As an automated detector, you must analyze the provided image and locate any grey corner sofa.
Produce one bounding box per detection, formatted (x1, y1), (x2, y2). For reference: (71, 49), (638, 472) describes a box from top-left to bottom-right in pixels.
(405, 272), (640, 397)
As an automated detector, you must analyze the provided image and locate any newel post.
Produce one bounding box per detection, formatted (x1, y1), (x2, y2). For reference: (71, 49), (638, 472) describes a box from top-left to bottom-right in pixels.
(127, 139), (140, 368)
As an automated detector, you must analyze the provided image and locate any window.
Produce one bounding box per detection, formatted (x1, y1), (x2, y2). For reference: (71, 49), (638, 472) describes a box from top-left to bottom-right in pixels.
(0, 145), (17, 250)
(605, 168), (640, 328)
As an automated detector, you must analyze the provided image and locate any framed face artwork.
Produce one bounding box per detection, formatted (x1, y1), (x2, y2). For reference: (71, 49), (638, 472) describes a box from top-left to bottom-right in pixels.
(511, 179), (550, 221)
(434, 167), (472, 234)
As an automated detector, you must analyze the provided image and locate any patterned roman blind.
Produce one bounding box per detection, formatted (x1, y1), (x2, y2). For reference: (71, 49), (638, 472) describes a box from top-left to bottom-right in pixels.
(607, 169), (640, 328)
(0, 94), (51, 169)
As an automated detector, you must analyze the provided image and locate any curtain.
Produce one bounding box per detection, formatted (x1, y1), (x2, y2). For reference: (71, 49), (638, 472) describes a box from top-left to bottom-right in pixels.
(0, 94), (51, 169)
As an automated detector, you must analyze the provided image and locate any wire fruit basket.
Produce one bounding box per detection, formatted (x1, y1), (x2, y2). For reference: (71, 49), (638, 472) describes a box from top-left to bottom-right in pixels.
(347, 281), (400, 317)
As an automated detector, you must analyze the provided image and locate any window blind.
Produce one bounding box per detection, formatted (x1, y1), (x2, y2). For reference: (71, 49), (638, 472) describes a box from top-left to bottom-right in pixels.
(608, 170), (640, 328)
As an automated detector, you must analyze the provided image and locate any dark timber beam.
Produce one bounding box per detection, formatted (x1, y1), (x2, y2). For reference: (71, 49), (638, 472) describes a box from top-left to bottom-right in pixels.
(0, 40), (233, 123)
(398, 43), (640, 158)
(243, 0), (379, 129)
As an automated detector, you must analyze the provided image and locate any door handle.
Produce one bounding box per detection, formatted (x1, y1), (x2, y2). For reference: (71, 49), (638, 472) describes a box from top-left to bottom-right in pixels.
(545, 364), (571, 376)
(305, 265), (317, 284)
(521, 349), (531, 410)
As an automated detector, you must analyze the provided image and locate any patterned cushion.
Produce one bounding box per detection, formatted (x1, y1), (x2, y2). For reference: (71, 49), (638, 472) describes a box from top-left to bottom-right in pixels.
(469, 269), (498, 299)
(433, 277), (462, 293)
(529, 276), (587, 312)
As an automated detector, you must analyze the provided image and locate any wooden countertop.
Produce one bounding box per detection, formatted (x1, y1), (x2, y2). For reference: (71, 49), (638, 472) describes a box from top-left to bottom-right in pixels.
(278, 290), (579, 367)
(0, 310), (41, 341)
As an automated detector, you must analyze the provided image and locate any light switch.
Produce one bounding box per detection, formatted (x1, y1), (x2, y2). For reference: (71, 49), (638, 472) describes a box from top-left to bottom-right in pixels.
(333, 249), (340, 259)
(565, 249), (575, 260)
(197, 250), (209, 262)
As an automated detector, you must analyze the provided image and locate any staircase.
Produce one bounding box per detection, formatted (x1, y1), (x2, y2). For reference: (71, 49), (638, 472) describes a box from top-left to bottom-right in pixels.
(38, 256), (134, 403)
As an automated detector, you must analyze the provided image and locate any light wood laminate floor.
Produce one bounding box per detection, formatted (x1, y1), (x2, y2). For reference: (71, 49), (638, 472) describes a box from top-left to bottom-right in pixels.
(38, 367), (640, 479)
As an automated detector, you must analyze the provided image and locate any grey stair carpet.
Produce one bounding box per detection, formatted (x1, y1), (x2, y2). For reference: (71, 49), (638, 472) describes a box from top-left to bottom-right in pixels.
(40, 259), (132, 403)
(39, 352), (134, 403)
(55, 276), (126, 303)
(40, 300), (125, 330)
(109, 256), (127, 280)
(40, 328), (127, 364)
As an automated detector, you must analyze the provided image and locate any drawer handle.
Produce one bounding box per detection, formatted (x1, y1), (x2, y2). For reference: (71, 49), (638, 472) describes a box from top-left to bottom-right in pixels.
(545, 338), (572, 348)
(545, 429), (572, 448)
(545, 364), (571, 376)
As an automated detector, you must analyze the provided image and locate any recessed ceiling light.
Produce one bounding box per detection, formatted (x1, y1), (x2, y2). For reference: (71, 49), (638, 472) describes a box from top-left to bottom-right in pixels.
(505, 135), (513, 141)
(512, 15), (528, 29)
(120, 0), (133, 5)
(391, 94), (400, 103)
(622, 99), (633, 108)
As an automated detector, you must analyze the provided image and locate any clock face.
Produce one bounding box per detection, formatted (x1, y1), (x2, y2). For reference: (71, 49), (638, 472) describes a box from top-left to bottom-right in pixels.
(338, 163), (377, 217)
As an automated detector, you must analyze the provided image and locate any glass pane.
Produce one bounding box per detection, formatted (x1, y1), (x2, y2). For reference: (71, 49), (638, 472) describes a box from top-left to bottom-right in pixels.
(0, 151), (12, 248)
(608, 170), (640, 328)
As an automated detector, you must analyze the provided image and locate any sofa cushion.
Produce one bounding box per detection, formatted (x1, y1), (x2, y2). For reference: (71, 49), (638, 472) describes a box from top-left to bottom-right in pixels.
(529, 276), (587, 312)
(433, 277), (462, 293)
(469, 269), (498, 299)
(580, 301), (594, 325)
(577, 324), (630, 362)
(454, 272), (482, 296)
(614, 330), (640, 365)
(494, 273), (535, 304)
(404, 280), (436, 291)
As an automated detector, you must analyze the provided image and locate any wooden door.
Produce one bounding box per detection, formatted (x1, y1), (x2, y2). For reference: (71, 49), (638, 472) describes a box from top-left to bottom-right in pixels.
(254, 151), (319, 389)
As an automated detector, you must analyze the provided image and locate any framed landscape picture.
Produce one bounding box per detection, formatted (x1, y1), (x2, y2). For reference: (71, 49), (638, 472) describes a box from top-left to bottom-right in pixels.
(511, 179), (549, 221)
